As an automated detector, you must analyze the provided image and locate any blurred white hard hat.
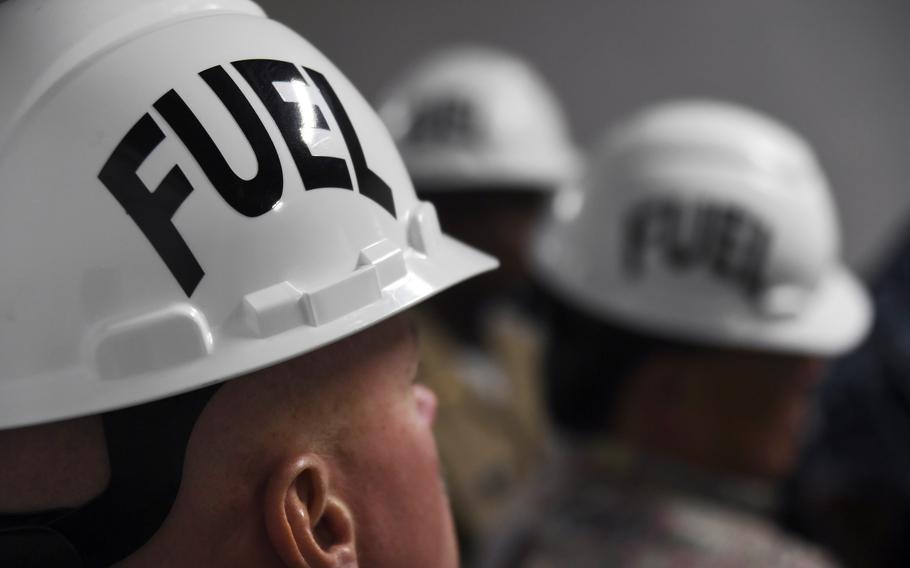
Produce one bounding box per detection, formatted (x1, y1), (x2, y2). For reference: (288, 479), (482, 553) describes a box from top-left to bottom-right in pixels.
(533, 99), (870, 355)
(378, 45), (580, 192)
(0, 0), (496, 429)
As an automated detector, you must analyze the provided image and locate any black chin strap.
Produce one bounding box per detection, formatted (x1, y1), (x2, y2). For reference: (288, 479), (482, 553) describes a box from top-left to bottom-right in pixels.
(0, 524), (82, 567)
(0, 384), (220, 567)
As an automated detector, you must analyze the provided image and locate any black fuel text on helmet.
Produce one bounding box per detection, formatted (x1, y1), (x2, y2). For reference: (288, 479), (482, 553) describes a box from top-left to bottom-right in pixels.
(623, 197), (772, 300)
(99, 60), (396, 297)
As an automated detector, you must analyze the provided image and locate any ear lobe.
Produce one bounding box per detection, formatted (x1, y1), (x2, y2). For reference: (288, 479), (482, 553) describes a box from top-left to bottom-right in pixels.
(264, 454), (357, 568)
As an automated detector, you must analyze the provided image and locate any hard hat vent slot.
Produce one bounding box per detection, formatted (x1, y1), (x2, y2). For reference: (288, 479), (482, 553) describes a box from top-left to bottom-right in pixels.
(95, 305), (213, 381)
(242, 281), (306, 337)
(357, 239), (407, 287)
(242, 242), (409, 336)
(300, 268), (383, 327)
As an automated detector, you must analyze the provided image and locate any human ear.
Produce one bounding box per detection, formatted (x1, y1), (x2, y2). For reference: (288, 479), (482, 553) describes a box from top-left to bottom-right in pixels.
(264, 454), (357, 568)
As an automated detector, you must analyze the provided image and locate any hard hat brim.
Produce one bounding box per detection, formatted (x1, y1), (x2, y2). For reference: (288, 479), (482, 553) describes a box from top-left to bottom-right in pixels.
(0, 236), (497, 430)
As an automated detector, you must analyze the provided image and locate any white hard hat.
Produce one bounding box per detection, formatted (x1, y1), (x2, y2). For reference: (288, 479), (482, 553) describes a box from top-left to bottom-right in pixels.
(533, 100), (870, 356)
(378, 45), (579, 192)
(0, 0), (496, 429)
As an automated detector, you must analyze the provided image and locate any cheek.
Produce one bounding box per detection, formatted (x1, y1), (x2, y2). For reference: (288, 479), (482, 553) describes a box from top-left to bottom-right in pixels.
(358, 388), (441, 474)
(346, 390), (457, 568)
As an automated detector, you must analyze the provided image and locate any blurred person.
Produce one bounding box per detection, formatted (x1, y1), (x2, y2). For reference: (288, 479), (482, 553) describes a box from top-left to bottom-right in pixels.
(0, 1), (497, 566)
(378, 46), (579, 559)
(484, 100), (871, 567)
(782, 225), (910, 568)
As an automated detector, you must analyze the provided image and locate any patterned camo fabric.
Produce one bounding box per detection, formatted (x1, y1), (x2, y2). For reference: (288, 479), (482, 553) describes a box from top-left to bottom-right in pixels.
(414, 305), (549, 557)
(483, 443), (838, 568)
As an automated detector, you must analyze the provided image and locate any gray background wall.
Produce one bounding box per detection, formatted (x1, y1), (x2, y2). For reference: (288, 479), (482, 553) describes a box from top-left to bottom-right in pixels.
(259, 0), (910, 275)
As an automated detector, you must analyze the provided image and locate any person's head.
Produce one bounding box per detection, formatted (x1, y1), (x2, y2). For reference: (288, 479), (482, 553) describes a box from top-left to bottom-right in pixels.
(1, 315), (452, 567)
(0, 1), (496, 566)
(532, 100), (871, 479)
(128, 314), (454, 567)
(379, 46), (579, 297)
(539, 290), (823, 479)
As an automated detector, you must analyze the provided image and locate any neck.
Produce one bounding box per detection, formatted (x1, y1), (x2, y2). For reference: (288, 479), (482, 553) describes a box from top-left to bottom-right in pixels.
(0, 416), (109, 512)
(613, 351), (813, 480)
